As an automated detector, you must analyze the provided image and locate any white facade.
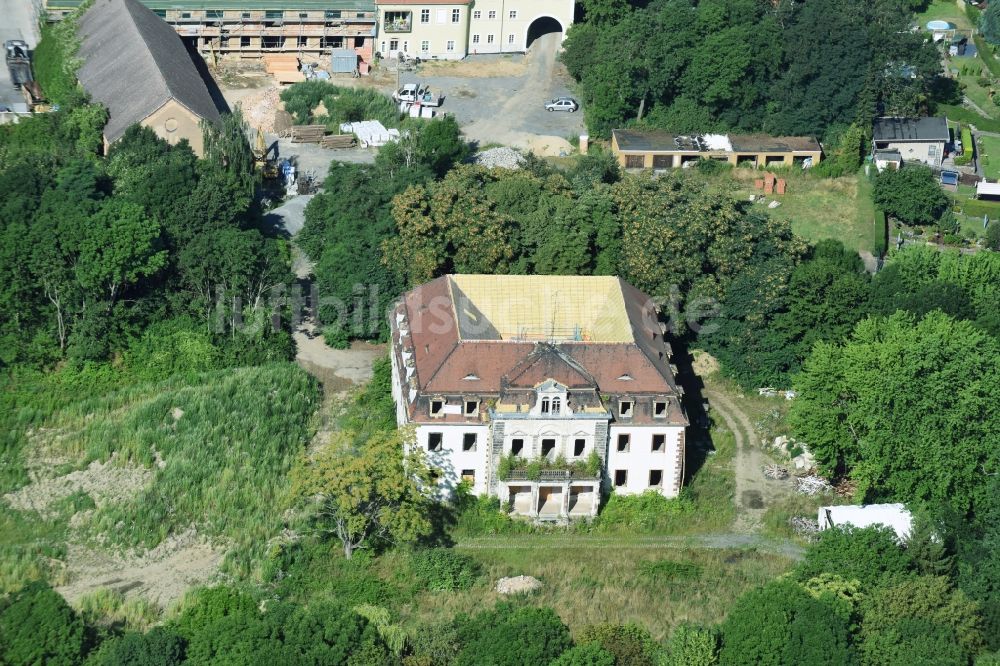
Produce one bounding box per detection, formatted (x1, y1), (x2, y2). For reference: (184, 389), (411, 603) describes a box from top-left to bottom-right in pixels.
(606, 426), (684, 495)
(466, 0), (575, 54)
(415, 424), (490, 495)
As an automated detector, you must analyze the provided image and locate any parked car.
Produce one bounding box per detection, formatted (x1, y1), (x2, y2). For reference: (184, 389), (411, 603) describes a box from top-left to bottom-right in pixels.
(544, 97), (579, 112)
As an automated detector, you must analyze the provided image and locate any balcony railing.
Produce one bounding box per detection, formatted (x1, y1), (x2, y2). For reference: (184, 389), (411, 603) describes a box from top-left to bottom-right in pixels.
(505, 469), (601, 482)
(383, 19), (411, 33)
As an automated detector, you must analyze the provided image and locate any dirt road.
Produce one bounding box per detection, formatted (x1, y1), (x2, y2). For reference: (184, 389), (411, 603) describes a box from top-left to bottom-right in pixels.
(705, 389), (793, 534)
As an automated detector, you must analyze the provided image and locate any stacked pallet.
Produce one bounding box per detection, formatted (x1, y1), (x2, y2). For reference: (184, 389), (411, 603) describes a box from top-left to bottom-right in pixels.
(264, 55), (304, 84)
(320, 134), (357, 149)
(289, 124), (327, 143)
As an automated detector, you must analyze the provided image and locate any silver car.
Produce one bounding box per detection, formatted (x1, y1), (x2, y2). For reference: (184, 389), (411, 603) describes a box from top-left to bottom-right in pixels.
(545, 97), (579, 112)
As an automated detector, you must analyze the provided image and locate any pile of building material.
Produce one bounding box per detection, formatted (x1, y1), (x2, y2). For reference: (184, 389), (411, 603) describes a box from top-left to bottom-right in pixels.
(795, 475), (833, 496)
(762, 464), (789, 480)
(264, 54), (304, 84)
(289, 124), (326, 143)
(239, 87), (282, 133)
(320, 134), (356, 149)
(474, 147), (525, 169)
(340, 120), (400, 147)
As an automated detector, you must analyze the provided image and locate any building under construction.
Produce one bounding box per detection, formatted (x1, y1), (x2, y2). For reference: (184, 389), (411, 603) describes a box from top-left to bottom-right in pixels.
(45, 0), (376, 67)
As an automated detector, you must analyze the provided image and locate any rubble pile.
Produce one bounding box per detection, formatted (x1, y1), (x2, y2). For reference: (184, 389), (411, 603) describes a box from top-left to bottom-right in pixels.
(239, 87), (282, 133)
(474, 147), (525, 169)
(496, 575), (542, 595)
(795, 475), (833, 496)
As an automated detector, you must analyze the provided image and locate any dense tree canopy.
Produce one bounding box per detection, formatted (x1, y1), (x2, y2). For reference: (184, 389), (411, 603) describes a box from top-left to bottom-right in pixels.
(563, 0), (940, 138)
(790, 311), (1000, 511)
(873, 166), (950, 226)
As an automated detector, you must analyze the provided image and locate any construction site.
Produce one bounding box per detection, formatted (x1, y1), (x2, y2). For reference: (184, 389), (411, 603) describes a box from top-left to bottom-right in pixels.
(44, 0), (377, 71)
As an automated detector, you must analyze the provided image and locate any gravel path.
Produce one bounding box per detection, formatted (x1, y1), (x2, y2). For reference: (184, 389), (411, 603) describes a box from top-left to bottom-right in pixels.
(704, 389), (795, 535)
(455, 534), (805, 559)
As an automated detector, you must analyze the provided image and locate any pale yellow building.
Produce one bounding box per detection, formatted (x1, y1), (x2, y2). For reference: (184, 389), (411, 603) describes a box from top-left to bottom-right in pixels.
(466, 0), (573, 54)
(376, 0), (573, 59)
(76, 0), (224, 156)
(377, 0), (470, 60)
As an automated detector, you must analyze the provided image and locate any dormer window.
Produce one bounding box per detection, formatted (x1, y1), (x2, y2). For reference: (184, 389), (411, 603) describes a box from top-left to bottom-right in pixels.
(464, 400), (479, 416)
(654, 401), (667, 418)
(551, 397), (561, 415)
(430, 399), (444, 416)
(541, 398), (550, 414)
(619, 400), (634, 418)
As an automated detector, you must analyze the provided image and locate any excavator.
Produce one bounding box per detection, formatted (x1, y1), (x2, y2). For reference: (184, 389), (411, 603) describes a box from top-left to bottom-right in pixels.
(253, 129), (278, 181)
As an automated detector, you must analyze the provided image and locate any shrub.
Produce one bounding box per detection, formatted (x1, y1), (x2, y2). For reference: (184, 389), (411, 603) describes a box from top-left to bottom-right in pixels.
(663, 624), (718, 666)
(0, 581), (87, 666)
(578, 623), (660, 666)
(718, 580), (855, 666)
(76, 587), (160, 632)
(86, 627), (187, 666)
(455, 603), (573, 666)
(594, 491), (694, 532)
(172, 586), (258, 640)
(551, 642), (616, 666)
(793, 526), (913, 588)
(409, 548), (480, 591)
(322, 322), (351, 349)
(987, 222), (1000, 250)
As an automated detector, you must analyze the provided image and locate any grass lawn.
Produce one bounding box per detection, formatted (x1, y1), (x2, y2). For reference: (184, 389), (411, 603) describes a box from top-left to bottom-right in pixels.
(978, 134), (1000, 180)
(915, 0), (974, 30)
(392, 544), (794, 640)
(722, 169), (880, 253)
(959, 74), (999, 120)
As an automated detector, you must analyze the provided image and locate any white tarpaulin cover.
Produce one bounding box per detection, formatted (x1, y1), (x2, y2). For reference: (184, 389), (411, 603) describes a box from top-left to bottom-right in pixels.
(818, 503), (912, 540)
(976, 181), (1000, 198)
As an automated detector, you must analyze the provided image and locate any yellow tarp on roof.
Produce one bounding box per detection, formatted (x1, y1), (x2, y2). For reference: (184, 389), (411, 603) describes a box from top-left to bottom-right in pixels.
(449, 275), (634, 343)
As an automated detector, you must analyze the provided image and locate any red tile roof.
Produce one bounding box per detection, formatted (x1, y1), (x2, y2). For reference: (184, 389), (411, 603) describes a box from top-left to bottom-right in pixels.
(394, 275), (685, 420)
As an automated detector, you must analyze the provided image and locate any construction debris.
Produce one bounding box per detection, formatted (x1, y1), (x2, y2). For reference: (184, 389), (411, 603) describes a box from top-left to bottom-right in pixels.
(762, 464), (789, 480)
(239, 87), (282, 134)
(474, 147), (525, 169)
(496, 575), (542, 595)
(789, 516), (820, 539)
(795, 474), (833, 496)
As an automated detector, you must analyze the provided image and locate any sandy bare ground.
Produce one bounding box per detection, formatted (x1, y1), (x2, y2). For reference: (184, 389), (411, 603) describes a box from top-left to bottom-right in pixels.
(294, 334), (383, 391)
(419, 56), (528, 78)
(57, 529), (223, 609)
(3, 459), (154, 517)
(704, 389), (794, 534)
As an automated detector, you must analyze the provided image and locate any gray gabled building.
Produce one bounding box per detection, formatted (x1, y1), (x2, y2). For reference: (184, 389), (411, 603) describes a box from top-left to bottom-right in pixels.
(872, 116), (949, 168)
(76, 0), (224, 156)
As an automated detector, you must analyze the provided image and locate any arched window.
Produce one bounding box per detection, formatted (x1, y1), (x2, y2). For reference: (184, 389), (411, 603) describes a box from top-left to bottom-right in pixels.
(541, 398), (550, 414)
(551, 397), (561, 414)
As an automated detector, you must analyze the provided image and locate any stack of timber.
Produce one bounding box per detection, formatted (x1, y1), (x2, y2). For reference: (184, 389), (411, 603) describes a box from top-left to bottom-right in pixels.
(320, 134), (357, 149)
(289, 124), (327, 143)
(264, 54), (304, 84)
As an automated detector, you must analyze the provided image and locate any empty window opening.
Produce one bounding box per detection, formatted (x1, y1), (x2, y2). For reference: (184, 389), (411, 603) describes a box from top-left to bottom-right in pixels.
(325, 10), (341, 18)
(617, 434), (630, 452)
(462, 469), (475, 483)
(654, 401), (667, 418)
(240, 36), (251, 47)
(652, 155), (672, 169)
(614, 470), (627, 487)
(464, 400), (478, 416)
(430, 399), (444, 415)
(649, 470), (663, 487)
(619, 400), (634, 417)
(540, 398), (550, 414)
(299, 12), (308, 19)
(428, 433), (443, 452)
(573, 439), (586, 457)
(463, 433), (477, 452)
(298, 36), (308, 46)
(542, 438), (556, 459)
(652, 434), (666, 453)
(551, 397), (561, 414)
(262, 36), (284, 48)
(511, 438), (524, 456)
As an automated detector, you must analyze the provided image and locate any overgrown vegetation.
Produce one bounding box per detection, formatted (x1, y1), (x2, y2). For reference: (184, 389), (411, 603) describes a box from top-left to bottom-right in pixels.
(280, 81), (401, 129)
(563, 0), (939, 139)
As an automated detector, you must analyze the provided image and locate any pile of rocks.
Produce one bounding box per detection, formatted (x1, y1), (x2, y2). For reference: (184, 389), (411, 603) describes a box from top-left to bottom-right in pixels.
(474, 147), (525, 169)
(496, 575), (542, 595)
(239, 87), (282, 133)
